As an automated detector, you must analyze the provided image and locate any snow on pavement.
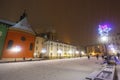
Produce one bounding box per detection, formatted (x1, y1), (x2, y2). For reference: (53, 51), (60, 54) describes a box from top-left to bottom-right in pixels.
(0, 57), (103, 80)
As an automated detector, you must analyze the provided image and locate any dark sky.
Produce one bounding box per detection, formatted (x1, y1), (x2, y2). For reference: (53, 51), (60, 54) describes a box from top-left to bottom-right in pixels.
(0, 0), (120, 45)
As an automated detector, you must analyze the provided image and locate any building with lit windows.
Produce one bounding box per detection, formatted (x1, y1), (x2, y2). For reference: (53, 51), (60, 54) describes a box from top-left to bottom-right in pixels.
(86, 44), (105, 56)
(42, 40), (78, 58)
(2, 13), (36, 59)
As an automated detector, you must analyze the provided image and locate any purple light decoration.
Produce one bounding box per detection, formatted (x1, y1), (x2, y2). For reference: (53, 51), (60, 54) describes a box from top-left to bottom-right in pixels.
(98, 24), (111, 36)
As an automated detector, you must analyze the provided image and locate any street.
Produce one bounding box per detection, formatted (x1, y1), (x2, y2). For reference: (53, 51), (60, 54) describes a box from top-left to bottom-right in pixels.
(0, 57), (103, 80)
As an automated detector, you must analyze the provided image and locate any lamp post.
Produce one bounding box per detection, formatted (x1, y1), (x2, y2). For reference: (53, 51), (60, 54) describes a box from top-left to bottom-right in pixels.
(98, 24), (111, 56)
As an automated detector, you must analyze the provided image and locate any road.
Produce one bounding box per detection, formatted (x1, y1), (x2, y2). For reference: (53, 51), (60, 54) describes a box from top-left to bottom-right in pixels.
(0, 57), (103, 80)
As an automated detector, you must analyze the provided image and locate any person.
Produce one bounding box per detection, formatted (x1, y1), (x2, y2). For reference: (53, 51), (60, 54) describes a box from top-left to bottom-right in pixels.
(117, 53), (120, 59)
(87, 55), (90, 60)
(96, 54), (99, 60)
(101, 54), (104, 59)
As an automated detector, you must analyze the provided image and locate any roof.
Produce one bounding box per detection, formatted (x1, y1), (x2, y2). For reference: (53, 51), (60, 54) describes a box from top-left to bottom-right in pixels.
(0, 19), (16, 26)
(10, 17), (35, 34)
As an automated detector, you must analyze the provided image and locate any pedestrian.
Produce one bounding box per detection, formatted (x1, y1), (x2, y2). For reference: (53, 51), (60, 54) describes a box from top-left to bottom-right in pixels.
(101, 54), (104, 59)
(87, 55), (90, 60)
(96, 54), (99, 60)
(117, 53), (120, 59)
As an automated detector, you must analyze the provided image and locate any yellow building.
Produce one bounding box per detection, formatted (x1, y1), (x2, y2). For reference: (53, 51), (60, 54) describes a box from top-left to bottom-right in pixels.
(86, 44), (105, 56)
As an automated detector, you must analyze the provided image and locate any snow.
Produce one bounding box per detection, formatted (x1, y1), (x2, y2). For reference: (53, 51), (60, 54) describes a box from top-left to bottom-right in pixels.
(0, 57), (103, 80)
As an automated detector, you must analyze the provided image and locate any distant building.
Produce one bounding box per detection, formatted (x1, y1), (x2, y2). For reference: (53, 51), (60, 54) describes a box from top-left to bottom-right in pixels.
(2, 13), (36, 59)
(42, 40), (77, 58)
(86, 44), (105, 56)
(39, 27), (57, 41)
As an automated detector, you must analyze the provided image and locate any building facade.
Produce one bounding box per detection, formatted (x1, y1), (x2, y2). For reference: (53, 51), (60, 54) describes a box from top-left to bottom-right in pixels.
(34, 36), (45, 58)
(86, 44), (105, 56)
(0, 19), (15, 59)
(2, 17), (35, 59)
(42, 40), (78, 58)
(0, 24), (8, 58)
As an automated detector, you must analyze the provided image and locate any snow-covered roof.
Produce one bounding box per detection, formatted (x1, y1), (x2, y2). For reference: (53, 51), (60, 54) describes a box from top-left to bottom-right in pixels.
(0, 19), (16, 26)
(10, 17), (35, 34)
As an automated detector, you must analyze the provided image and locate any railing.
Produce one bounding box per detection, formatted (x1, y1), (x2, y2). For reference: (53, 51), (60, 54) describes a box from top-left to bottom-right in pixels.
(85, 65), (115, 80)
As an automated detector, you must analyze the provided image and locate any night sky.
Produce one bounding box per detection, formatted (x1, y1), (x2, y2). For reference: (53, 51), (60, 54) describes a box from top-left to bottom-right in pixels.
(0, 0), (120, 45)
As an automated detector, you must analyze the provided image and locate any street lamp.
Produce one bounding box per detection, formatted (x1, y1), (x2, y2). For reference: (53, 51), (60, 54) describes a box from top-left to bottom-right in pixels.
(11, 46), (21, 53)
(100, 36), (108, 43)
(10, 46), (21, 61)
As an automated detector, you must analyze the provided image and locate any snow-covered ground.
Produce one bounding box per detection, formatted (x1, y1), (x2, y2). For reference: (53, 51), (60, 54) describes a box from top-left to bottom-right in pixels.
(0, 57), (103, 80)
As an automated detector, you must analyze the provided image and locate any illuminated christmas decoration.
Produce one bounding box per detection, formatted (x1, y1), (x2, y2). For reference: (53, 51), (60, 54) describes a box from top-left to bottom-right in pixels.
(98, 25), (111, 36)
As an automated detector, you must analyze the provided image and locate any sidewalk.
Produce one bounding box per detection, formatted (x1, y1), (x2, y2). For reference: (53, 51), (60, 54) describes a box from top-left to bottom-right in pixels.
(116, 65), (120, 80)
(0, 58), (45, 63)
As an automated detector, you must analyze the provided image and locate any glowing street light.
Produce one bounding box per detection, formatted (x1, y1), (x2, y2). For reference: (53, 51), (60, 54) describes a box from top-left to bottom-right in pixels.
(100, 36), (108, 43)
(81, 51), (85, 55)
(75, 51), (79, 54)
(68, 50), (72, 54)
(41, 48), (46, 53)
(11, 46), (21, 53)
(57, 49), (62, 58)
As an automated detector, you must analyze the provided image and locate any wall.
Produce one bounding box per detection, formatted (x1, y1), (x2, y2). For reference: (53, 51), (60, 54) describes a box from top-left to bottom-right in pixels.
(2, 30), (35, 58)
(0, 24), (8, 58)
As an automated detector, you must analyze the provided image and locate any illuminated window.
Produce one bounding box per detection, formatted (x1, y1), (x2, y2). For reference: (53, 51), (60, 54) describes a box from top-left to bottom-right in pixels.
(7, 40), (13, 49)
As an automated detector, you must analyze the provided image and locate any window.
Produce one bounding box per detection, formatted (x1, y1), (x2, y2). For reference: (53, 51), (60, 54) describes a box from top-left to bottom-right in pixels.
(29, 43), (33, 50)
(21, 36), (26, 41)
(7, 40), (13, 49)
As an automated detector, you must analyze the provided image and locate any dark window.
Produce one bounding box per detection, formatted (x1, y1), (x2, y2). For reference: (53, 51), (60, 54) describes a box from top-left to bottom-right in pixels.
(21, 36), (26, 41)
(7, 40), (13, 49)
(29, 43), (33, 50)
